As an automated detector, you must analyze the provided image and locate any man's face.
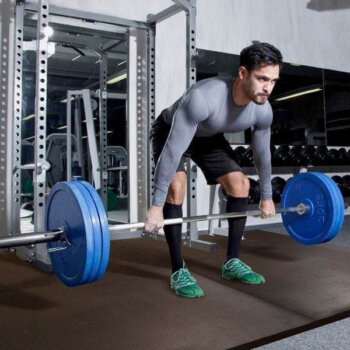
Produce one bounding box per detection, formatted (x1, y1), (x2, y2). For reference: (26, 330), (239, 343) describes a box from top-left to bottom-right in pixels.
(239, 64), (280, 105)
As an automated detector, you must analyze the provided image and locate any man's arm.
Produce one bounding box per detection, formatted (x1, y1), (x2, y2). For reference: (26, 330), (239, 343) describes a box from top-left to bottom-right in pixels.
(152, 89), (210, 207)
(251, 126), (272, 200)
(251, 126), (276, 217)
(145, 89), (210, 232)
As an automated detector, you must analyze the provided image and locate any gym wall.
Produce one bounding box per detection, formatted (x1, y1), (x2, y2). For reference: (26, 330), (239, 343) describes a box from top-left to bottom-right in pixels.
(197, 0), (350, 73)
(26, 0), (350, 73)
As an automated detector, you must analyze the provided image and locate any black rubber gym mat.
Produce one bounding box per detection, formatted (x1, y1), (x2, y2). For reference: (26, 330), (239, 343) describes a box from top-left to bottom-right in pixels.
(1, 230), (350, 350)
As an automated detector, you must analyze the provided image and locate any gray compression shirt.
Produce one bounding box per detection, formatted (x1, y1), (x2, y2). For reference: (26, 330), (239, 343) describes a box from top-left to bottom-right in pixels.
(153, 76), (273, 206)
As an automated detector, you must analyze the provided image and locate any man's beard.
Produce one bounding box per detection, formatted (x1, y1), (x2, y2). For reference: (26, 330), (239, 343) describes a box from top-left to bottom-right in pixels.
(252, 93), (270, 105)
(243, 82), (269, 105)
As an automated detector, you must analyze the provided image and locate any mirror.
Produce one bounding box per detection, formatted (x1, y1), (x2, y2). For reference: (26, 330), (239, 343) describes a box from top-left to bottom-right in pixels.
(21, 12), (129, 221)
(324, 69), (350, 145)
(269, 64), (324, 145)
(196, 49), (350, 146)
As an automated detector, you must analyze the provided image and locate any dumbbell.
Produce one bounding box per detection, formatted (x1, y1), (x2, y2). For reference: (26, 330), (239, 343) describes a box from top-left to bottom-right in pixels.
(271, 176), (287, 203)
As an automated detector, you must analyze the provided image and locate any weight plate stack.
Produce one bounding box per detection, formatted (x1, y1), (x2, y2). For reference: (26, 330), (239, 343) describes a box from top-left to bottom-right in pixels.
(46, 182), (96, 286)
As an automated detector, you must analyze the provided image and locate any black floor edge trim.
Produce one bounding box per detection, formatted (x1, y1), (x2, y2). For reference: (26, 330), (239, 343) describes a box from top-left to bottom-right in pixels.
(227, 310), (350, 350)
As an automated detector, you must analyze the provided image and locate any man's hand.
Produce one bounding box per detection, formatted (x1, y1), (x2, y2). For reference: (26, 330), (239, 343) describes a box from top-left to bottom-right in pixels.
(145, 205), (164, 232)
(259, 199), (276, 218)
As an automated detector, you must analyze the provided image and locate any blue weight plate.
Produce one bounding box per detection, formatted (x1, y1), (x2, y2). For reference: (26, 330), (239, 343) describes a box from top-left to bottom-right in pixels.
(313, 173), (344, 242)
(69, 180), (102, 284)
(46, 182), (94, 286)
(281, 172), (344, 245)
(79, 181), (110, 282)
(310, 173), (344, 242)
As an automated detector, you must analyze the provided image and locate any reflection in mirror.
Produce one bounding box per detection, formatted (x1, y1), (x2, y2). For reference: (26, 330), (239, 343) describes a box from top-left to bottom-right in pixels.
(269, 64), (324, 145)
(21, 12), (129, 220)
(324, 69), (350, 145)
(196, 49), (350, 147)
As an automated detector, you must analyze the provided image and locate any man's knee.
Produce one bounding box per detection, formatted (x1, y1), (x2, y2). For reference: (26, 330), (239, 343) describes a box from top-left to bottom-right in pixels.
(167, 173), (186, 204)
(218, 172), (250, 197)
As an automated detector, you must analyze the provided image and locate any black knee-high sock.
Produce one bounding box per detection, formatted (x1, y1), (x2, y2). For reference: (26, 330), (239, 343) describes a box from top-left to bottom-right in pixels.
(226, 196), (249, 261)
(163, 202), (184, 273)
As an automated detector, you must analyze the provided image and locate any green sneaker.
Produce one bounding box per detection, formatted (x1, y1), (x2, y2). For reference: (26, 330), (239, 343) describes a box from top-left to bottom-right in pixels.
(222, 258), (266, 285)
(170, 268), (204, 298)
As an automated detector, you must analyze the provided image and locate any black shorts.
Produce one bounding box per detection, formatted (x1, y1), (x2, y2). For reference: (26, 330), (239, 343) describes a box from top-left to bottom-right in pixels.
(150, 112), (242, 185)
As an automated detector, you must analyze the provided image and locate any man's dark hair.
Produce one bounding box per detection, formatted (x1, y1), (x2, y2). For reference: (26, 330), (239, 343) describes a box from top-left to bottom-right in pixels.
(240, 41), (283, 71)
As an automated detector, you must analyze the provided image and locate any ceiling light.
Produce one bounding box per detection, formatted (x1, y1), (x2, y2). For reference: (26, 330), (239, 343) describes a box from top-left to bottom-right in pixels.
(107, 72), (127, 85)
(82, 118), (98, 123)
(274, 88), (322, 102)
(60, 96), (75, 103)
(23, 136), (35, 141)
(72, 55), (81, 61)
(23, 113), (35, 121)
(42, 26), (54, 38)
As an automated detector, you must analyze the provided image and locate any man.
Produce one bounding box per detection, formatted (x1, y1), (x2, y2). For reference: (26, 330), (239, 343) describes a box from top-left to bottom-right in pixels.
(145, 41), (283, 298)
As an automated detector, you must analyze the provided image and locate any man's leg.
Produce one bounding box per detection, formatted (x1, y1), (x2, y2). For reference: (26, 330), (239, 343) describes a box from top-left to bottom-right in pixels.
(163, 171), (186, 273)
(217, 172), (265, 284)
(225, 196), (248, 260)
(165, 171), (204, 297)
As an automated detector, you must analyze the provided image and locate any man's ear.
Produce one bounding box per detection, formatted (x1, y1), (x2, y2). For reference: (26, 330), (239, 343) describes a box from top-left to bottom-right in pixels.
(238, 66), (247, 80)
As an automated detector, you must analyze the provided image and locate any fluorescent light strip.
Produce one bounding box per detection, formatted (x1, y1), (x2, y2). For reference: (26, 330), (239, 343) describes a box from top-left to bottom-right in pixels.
(23, 136), (35, 141)
(60, 96), (75, 104)
(72, 55), (81, 61)
(107, 73), (127, 85)
(57, 125), (67, 130)
(82, 118), (97, 123)
(275, 88), (322, 101)
(23, 113), (35, 121)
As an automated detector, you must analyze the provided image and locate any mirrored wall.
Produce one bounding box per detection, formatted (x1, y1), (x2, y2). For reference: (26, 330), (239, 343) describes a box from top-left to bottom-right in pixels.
(196, 49), (350, 146)
(21, 11), (129, 218)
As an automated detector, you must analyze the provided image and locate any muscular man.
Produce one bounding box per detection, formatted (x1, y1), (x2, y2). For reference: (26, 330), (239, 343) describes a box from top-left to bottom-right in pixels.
(145, 42), (283, 298)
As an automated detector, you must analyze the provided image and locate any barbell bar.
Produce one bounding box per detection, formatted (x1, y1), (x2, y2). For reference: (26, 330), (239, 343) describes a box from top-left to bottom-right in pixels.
(0, 230), (65, 249)
(0, 204), (306, 249)
(112, 204), (306, 232)
(0, 172), (345, 287)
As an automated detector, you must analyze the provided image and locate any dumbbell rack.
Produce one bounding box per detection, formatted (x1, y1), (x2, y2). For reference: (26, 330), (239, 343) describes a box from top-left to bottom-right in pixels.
(208, 144), (350, 235)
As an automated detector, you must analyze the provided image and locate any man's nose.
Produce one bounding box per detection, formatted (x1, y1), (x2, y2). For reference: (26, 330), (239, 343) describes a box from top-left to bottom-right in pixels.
(263, 82), (273, 93)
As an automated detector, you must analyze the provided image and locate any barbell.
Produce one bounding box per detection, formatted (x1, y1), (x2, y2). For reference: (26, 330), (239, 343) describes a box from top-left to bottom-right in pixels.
(0, 172), (345, 287)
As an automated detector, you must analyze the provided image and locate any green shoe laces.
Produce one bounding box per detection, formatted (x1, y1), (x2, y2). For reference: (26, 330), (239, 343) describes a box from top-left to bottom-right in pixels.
(171, 268), (204, 298)
(171, 268), (197, 288)
(223, 258), (252, 278)
(222, 258), (266, 284)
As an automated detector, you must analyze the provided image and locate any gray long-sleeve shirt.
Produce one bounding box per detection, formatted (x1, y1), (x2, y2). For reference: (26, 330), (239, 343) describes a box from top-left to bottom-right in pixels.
(153, 76), (273, 206)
